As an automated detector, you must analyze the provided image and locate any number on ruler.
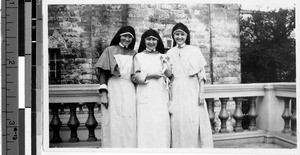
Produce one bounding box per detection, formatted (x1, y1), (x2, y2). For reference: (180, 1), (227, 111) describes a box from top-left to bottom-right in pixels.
(9, 121), (15, 125)
(13, 128), (18, 140)
(8, 60), (15, 65)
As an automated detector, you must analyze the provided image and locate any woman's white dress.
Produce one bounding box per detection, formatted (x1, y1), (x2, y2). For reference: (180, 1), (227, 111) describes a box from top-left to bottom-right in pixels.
(132, 51), (170, 148)
(167, 45), (213, 148)
(95, 46), (137, 148)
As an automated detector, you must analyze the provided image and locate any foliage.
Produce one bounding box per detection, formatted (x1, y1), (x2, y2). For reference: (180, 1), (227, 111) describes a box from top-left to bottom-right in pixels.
(240, 8), (295, 83)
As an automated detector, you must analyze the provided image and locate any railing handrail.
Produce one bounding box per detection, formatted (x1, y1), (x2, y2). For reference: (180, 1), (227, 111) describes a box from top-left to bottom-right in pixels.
(49, 83), (296, 103)
(204, 83), (265, 98)
(49, 84), (100, 103)
(273, 83), (296, 98)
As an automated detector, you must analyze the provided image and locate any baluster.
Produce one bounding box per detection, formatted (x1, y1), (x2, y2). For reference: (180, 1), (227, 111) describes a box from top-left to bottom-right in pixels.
(67, 103), (80, 142)
(291, 98), (297, 136)
(60, 103), (66, 114)
(282, 98), (292, 133)
(233, 97), (244, 132)
(97, 103), (101, 113)
(85, 102), (98, 141)
(241, 98), (250, 129)
(49, 105), (53, 114)
(50, 104), (62, 143)
(248, 97), (258, 131)
(78, 102), (84, 114)
(206, 98), (215, 134)
(219, 98), (229, 133)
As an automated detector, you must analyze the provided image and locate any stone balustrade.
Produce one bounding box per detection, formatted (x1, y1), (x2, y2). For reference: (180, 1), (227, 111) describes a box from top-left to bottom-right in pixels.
(48, 83), (296, 148)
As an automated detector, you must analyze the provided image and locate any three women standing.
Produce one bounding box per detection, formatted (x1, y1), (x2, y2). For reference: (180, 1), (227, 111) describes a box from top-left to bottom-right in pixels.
(95, 26), (137, 148)
(167, 23), (213, 148)
(95, 23), (213, 148)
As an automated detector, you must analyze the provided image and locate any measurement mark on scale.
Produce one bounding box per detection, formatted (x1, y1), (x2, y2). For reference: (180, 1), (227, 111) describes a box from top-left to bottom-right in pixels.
(1, 0), (20, 155)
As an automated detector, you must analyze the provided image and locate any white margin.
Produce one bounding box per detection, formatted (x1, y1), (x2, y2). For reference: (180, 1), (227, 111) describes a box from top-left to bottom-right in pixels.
(41, 0), (299, 155)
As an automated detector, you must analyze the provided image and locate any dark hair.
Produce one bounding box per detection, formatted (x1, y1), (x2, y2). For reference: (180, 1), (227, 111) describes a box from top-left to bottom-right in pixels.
(110, 26), (136, 50)
(138, 29), (165, 54)
(171, 22), (190, 46)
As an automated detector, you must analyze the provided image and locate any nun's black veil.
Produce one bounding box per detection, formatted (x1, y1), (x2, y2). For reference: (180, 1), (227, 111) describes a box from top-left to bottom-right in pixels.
(138, 29), (165, 54)
(171, 22), (190, 47)
(110, 26), (136, 50)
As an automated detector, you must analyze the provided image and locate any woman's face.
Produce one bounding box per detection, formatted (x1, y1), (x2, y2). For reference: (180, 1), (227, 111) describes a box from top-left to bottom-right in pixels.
(120, 34), (133, 47)
(173, 31), (187, 46)
(145, 37), (158, 51)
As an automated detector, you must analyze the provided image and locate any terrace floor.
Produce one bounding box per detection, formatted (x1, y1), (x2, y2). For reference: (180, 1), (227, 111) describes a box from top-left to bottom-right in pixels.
(221, 143), (284, 148)
(49, 130), (296, 149)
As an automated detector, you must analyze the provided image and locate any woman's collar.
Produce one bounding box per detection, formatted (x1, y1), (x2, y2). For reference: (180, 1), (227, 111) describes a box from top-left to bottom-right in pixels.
(177, 43), (186, 49)
(145, 48), (158, 53)
(119, 42), (128, 48)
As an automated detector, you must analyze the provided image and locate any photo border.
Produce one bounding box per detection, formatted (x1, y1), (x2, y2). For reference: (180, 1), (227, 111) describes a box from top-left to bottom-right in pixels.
(41, 0), (299, 155)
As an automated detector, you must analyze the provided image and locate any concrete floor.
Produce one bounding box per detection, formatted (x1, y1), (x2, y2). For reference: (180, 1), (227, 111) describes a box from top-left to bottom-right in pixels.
(219, 143), (284, 148)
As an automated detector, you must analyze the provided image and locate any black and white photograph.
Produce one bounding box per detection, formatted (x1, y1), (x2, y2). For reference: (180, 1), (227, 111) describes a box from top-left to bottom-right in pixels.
(1, 0), (298, 155)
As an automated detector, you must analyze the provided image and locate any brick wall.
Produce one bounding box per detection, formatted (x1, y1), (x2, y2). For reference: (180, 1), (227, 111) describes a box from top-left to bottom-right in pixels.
(210, 4), (241, 84)
(48, 4), (241, 84)
(48, 4), (129, 84)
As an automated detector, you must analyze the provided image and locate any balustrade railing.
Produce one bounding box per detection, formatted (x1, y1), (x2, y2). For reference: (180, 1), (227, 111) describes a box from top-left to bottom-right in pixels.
(49, 102), (101, 145)
(48, 83), (296, 147)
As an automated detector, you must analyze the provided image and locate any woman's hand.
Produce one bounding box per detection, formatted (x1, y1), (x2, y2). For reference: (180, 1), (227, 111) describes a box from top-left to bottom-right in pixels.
(147, 73), (163, 80)
(198, 87), (205, 106)
(198, 97), (205, 106)
(164, 67), (172, 78)
(198, 77), (205, 106)
(100, 91), (109, 109)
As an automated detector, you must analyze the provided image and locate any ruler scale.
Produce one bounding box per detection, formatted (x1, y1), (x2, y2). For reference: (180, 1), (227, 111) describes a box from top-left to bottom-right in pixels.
(1, 0), (23, 155)
(19, 1), (25, 155)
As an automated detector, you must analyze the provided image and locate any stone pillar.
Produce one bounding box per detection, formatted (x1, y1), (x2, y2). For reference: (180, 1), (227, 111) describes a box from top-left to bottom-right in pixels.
(291, 98), (297, 136)
(219, 98), (230, 133)
(67, 103), (80, 142)
(248, 97), (258, 131)
(206, 98), (215, 133)
(281, 98), (292, 133)
(50, 104), (62, 143)
(233, 97), (244, 132)
(210, 4), (241, 84)
(256, 84), (284, 132)
(85, 102), (98, 141)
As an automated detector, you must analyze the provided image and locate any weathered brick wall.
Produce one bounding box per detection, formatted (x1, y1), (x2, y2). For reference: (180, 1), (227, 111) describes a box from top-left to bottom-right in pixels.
(48, 4), (241, 84)
(48, 5), (129, 84)
(127, 4), (213, 83)
(210, 4), (241, 84)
